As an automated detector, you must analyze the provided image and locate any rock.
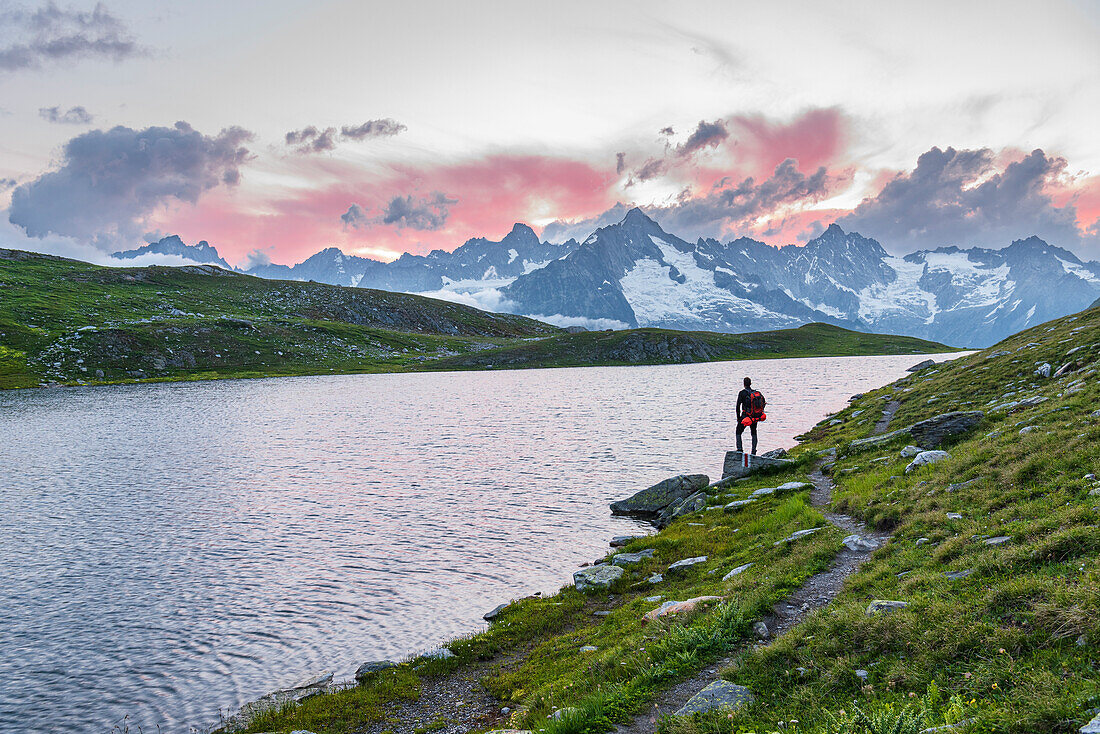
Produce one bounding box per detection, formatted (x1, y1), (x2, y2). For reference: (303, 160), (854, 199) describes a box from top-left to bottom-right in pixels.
(916, 537), (931, 546)
(848, 393), (864, 402)
(484, 603), (509, 621)
(1083, 711), (1100, 734)
(945, 569), (975, 580)
(355, 660), (397, 681)
(660, 490), (707, 525)
(907, 359), (936, 372)
(866, 600), (909, 615)
(855, 669), (869, 681)
(905, 450), (951, 473)
(674, 680), (753, 716)
(751, 486), (776, 497)
(579, 645), (597, 652)
(1053, 362), (1077, 378)
(612, 549), (656, 566)
(643, 595), (723, 622)
(818, 447), (838, 457)
(722, 451), (793, 479)
(908, 411), (984, 447)
(610, 474), (709, 516)
(724, 499), (756, 511)
(985, 350), (1010, 359)
(289, 671), (334, 690)
(842, 534), (880, 552)
(946, 512), (963, 520)
(610, 535), (643, 547)
(722, 563), (753, 580)
(849, 427), (909, 451)
(900, 445), (924, 458)
(761, 447), (788, 459)
(485, 730), (532, 734)
(424, 648), (455, 660)
(921, 721), (976, 733)
(983, 536), (1011, 546)
(573, 564), (624, 592)
(1019, 425), (1039, 435)
(753, 621), (770, 639)
(777, 481), (813, 491)
(550, 707), (581, 721)
(668, 556), (708, 573)
(645, 595), (663, 602)
(1035, 362), (1052, 377)
(774, 527), (821, 546)
(991, 395), (1048, 413)
(646, 573), (663, 584)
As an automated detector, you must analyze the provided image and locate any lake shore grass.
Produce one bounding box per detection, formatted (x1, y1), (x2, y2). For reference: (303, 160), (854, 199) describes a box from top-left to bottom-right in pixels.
(1, 251), (956, 390)
(222, 302), (1100, 734)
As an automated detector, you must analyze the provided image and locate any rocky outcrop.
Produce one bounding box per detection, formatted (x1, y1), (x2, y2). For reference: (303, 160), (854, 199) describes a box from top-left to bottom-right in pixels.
(849, 411), (983, 452)
(907, 359), (936, 371)
(674, 680), (753, 716)
(906, 450), (951, 473)
(866, 600), (909, 615)
(610, 474), (709, 517)
(573, 565), (624, 592)
(721, 451), (794, 479)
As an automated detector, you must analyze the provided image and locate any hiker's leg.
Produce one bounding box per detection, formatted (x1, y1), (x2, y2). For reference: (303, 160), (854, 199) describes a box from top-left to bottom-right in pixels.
(750, 422), (758, 455)
(736, 422), (745, 452)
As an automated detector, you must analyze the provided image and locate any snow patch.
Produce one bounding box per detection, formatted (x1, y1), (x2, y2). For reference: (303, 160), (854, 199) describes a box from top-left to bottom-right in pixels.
(507, 248), (519, 264)
(857, 257), (939, 324)
(522, 314), (631, 330)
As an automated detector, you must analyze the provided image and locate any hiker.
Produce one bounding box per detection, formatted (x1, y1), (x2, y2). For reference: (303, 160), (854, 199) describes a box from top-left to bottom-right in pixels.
(736, 377), (766, 455)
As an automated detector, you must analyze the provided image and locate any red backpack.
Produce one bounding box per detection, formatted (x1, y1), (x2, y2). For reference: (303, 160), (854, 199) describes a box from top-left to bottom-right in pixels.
(748, 390), (767, 422)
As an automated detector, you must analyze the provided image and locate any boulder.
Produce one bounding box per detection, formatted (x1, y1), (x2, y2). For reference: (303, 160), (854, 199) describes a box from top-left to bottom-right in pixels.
(1053, 362), (1077, 378)
(778, 481), (813, 491)
(724, 499), (756, 511)
(355, 660), (397, 681)
(484, 603), (509, 621)
(753, 621), (770, 639)
(945, 569), (975, 580)
(573, 564), (624, 592)
(722, 451), (793, 479)
(1035, 362), (1052, 378)
(760, 447), (788, 459)
(1081, 711), (1100, 733)
(866, 600), (909, 615)
(611, 548), (656, 566)
(1019, 425), (1039, 435)
(842, 534), (880, 552)
(643, 595), (723, 622)
(610, 474), (709, 516)
(907, 359), (936, 372)
(905, 450), (951, 474)
(674, 681), (753, 716)
(900, 445), (924, 458)
(656, 490), (707, 526)
(610, 535), (642, 547)
(723, 563), (753, 580)
(908, 412), (983, 448)
(667, 556), (708, 573)
(774, 527), (821, 546)
(983, 536), (1011, 546)
(424, 648), (455, 660)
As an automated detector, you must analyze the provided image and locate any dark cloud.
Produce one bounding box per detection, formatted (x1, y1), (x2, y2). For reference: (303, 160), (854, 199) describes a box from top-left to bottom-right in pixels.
(381, 191), (456, 231)
(652, 158), (830, 238)
(340, 203), (368, 229)
(286, 118), (405, 154)
(659, 126), (675, 136)
(541, 202), (631, 243)
(339, 118), (406, 140)
(615, 152), (626, 175)
(38, 104), (93, 124)
(0, 2), (142, 72)
(0, 177), (17, 191)
(629, 158), (666, 185)
(9, 121), (253, 244)
(675, 119), (728, 157)
(839, 146), (1092, 251)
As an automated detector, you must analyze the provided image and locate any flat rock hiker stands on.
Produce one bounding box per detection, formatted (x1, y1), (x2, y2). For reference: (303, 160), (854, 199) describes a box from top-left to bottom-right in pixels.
(721, 450), (793, 479)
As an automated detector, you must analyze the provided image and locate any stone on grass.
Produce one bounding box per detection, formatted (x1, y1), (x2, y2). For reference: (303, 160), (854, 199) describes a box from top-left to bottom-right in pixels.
(842, 534), (880, 552)
(1019, 425), (1039, 435)
(946, 512), (963, 520)
(751, 486), (776, 497)
(866, 600), (909, 615)
(905, 450), (951, 474)
(777, 481), (813, 491)
(724, 499), (756, 511)
(753, 621), (770, 639)
(774, 527), (821, 546)
(646, 573), (663, 584)
(900, 445), (924, 458)
(1035, 362), (1052, 378)
(643, 596), (723, 622)
(424, 648), (455, 661)
(674, 680), (753, 716)
(668, 556), (708, 573)
(355, 660), (397, 681)
(983, 536), (1011, 546)
(761, 447), (788, 459)
(609, 474), (709, 516)
(485, 730), (532, 734)
(1081, 711), (1100, 733)
(908, 412), (983, 448)
(610, 535), (642, 547)
(573, 564), (624, 592)
(612, 549), (656, 566)
(855, 669), (869, 681)
(907, 359), (936, 372)
(916, 537), (931, 546)
(945, 569), (975, 580)
(579, 645), (597, 652)
(723, 563), (753, 580)
(484, 603), (509, 621)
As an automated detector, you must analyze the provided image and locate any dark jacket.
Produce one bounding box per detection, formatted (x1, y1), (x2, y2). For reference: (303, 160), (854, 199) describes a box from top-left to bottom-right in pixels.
(736, 388), (753, 420)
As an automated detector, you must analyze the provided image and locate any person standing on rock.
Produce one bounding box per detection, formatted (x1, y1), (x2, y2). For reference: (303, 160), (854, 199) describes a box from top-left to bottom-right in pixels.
(736, 377), (766, 455)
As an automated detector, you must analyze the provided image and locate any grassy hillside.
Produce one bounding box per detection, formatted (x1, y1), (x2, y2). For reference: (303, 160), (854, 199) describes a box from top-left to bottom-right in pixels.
(0, 250), (953, 389)
(427, 323), (953, 370)
(229, 303), (1100, 734)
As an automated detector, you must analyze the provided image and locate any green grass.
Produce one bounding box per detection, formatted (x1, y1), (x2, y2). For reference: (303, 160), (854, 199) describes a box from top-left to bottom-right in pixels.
(1, 250), (955, 390)
(217, 302), (1100, 734)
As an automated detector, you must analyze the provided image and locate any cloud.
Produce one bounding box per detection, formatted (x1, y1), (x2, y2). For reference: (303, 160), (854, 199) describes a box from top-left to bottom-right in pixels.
(8, 121), (253, 245)
(540, 202), (631, 243)
(340, 203), (368, 229)
(615, 152), (626, 175)
(839, 146), (1096, 251)
(675, 119), (728, 157)
(241, 248), (272, 269)
(286, 118), (405, 154)
(0, 177), (17, 191)
(38, 104), (93, 124)
(0, 1), (142, 72)
(339, 118), (406, 140)
(381, 191), (457, 231)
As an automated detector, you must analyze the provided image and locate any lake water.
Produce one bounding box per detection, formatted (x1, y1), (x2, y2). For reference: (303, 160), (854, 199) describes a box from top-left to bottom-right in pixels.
(0, 353), (960, 733)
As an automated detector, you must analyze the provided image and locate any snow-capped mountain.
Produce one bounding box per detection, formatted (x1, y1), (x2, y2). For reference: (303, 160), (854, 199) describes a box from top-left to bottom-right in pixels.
(111, 235), (232, 269)
(500, 211), (1100, 346)
(115, 211), (1100, 347)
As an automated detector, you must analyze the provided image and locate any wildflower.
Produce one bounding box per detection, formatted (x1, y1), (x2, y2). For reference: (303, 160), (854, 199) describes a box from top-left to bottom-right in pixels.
(992, 683), (999, 689)
(909, 691), (917, 698)
(964, 672), (972, 679)
(998, 648), (1005, 654)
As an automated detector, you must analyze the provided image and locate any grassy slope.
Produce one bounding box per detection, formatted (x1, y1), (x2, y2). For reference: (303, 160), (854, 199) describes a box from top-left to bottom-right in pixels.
(0, 250), (953, 390)
(236, 304), (1099, 734)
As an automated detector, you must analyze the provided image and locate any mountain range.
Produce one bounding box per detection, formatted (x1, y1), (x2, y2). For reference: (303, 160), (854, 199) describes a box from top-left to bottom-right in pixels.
(113, 210), (1100, 347)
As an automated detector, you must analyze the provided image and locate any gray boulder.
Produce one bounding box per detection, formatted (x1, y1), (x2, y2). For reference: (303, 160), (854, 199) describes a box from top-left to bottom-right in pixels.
(774, 527), (821, 546)
(612, 549), (656, 566)
(983, 536), (1011, 546)
(905, 450), (951, 473)
(610, 474), (709, 516)
(610, 535), (642, 547)
(573, 564), (624, 592)
(668, 556), (708, 573)
(907, 359), (936, 372)
(842, 534), (880, 552)
(1081, 711), (1100, 733)
(866, 600), (909, 615)
(674, 681), (753, 716)
(724, 499), (756, 511)
(355, 660), (397, 681)
(760, 447), (788, 459)
(900, 445), (924, 458)
(484, 603), (509, 621)
(721, 451), (793, 479)
(908, 411), (983, 448)
(1035, 362), (1052, 378)
(656, 490), (707, 527)
(722, 563), (753, 580)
